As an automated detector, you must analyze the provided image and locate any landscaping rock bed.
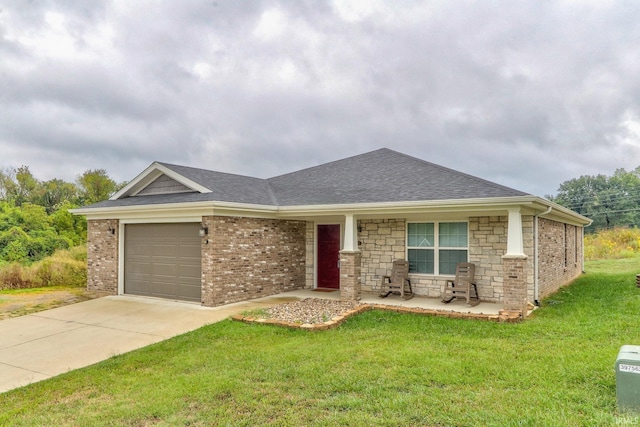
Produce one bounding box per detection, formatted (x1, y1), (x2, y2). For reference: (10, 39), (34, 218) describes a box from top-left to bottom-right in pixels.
(265, 298), (363, 325)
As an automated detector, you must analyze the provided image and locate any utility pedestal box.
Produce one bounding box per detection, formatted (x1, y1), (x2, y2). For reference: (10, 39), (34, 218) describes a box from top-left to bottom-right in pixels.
(616, 345), (640, 413)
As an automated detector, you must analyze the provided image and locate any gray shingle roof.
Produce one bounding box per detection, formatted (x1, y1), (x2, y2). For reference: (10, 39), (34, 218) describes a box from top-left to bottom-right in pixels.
(267, 148), (527, 205)
(84, 148), (528, 209)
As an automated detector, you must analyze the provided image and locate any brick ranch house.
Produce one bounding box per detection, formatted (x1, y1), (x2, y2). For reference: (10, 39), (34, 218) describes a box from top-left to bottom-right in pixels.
(72, 148), (591, 315)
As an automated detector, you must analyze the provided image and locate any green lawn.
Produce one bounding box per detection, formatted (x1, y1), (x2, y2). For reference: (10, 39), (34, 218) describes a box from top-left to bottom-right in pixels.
(1, 259), (640, 426)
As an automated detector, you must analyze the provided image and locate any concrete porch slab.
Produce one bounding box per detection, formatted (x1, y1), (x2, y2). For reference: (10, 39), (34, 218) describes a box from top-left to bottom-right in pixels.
(280, 289), (502, 315)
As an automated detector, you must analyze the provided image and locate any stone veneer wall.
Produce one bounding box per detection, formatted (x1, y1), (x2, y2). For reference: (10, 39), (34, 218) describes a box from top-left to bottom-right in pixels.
(469, 216), (534, 303)
(537, 218), (583, 299)
(86, 219), (119, 294)
(359, 216), (535, 303)
(359, 219), (406, 294)
(201, 216), (306, 307)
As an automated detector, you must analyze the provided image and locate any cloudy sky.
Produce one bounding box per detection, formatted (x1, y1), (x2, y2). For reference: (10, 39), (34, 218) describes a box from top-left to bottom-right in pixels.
(1, 0), (639, 197)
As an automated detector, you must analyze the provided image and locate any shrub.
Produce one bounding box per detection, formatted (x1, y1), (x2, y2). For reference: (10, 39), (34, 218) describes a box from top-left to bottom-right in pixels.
(0, 245), (87, 290)
(584, 227), (640, 260)
(0, 262), (34, 290)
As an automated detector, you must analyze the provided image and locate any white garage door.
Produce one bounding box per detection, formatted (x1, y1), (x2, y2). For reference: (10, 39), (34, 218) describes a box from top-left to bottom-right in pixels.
(124, 223), (202, 302)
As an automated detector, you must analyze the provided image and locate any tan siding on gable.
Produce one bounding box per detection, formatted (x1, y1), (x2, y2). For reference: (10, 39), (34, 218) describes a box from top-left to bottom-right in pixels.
(136, 174), (194, 196)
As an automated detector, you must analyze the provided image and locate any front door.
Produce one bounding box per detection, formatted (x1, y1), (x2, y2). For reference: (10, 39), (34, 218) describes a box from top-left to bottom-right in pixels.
(317, 224), (341, 289)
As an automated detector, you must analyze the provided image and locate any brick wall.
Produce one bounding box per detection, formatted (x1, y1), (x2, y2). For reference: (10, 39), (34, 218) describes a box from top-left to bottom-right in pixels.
(538, 218), (583, 299)
(86, 219), (119, 294)
(201, 216), (307, 307)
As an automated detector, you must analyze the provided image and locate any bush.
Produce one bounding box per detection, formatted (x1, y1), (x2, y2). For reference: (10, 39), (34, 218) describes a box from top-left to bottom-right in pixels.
(584, 227), (640, 260)
(0, 245), (87, 290)
(0, 262), (34, 290)
(0, 201), (86, 265)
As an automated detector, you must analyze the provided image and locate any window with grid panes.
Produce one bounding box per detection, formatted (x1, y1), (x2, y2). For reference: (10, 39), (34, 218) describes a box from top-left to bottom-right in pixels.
(407, 222), (468, 275)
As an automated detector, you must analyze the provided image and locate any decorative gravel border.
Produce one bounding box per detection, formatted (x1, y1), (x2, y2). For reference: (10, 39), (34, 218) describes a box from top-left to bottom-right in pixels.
(231, 302), (522, 331)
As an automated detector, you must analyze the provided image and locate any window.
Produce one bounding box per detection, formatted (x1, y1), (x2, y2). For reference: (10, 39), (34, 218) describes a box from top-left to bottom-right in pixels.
(407, 222), (468, 275)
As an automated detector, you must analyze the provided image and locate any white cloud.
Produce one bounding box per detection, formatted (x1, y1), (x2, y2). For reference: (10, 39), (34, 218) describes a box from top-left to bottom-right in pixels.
(1, 0), (640, 197)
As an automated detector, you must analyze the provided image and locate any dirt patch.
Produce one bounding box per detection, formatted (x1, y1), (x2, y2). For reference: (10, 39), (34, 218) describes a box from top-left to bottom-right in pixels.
(0, 288), (105, 320)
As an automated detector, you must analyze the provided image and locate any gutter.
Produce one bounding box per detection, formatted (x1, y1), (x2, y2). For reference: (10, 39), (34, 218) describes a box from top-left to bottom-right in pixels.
(534, 206), (553, 306)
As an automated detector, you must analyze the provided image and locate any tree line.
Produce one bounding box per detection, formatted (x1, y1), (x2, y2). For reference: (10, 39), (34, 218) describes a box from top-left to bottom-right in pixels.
(549, 167), (640, 231)
(0, 166), (122, 265)
(0, 166), (121, 212)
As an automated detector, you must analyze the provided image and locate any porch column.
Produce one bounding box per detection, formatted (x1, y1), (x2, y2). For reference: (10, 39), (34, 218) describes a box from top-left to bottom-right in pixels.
(505, 208), (526, 257)
(501, 208), (528, 319)
(340, 214), (361, 301)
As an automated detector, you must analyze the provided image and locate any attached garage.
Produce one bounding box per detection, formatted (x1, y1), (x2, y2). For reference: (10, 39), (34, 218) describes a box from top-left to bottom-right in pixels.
(124, 223), (202, 302)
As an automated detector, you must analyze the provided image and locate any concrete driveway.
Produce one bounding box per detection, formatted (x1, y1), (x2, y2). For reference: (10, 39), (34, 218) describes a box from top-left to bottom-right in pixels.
(0, 294), (293, 394)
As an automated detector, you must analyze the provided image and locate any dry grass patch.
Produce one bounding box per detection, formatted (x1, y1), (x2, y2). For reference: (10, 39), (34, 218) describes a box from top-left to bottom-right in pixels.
(0, 286), (103, 320)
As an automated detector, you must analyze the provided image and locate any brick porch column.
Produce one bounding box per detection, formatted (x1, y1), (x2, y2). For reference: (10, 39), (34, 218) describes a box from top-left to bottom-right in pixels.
(499, 208), (529, 320)
(501, 255), (528, 319)
(340, 250), (361, 301)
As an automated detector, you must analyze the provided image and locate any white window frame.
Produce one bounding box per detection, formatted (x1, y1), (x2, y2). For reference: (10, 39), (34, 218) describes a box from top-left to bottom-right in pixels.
(406, 221), (469, 276)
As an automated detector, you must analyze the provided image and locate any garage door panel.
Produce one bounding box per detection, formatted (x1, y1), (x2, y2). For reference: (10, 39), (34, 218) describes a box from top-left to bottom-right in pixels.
(179, 265), (201, 277)
(124, 223), (202, 303)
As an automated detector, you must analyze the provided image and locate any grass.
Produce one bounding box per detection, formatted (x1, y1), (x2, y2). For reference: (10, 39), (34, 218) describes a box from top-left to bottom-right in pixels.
(0, 245), (87, 290)
(1, 259), (640, 425)
(0, 286), (99, 320)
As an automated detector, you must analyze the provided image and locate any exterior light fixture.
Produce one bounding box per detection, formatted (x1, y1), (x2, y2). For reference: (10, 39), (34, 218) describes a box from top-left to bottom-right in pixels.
(199, 226), (208, 237)
(107, 226), (116, 235)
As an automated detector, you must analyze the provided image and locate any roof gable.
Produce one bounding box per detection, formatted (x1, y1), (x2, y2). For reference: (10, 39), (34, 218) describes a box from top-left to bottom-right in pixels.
(110, 162), (212, 200)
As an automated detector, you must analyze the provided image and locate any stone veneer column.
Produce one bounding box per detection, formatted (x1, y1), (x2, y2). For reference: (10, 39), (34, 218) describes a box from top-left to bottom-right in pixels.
(501, 256), (528, 319)
(340, 250), (361, 301)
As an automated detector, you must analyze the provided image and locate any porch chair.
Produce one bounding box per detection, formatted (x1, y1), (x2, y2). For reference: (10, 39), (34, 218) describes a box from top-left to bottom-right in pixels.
(379, 259), (414, 300)
(441, 262), (479, 306)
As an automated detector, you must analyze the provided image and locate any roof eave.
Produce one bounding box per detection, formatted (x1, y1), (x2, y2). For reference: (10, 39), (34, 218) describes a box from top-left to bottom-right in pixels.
(71, 195), (591, 226)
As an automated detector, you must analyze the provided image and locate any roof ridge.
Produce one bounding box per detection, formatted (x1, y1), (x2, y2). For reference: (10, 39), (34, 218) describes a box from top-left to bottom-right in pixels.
(157, 162), (263, 181)
(386, 149), (529, 195)
(267, 148), (390, 181)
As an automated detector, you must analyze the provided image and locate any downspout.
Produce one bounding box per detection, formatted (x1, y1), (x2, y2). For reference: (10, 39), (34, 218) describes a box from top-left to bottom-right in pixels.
(534, 206), (553, 306)
(582, 226), (586, 273)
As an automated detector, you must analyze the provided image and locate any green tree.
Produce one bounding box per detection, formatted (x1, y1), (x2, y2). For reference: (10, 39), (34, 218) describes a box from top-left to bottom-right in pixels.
(552, 167), (640, 231)
(0, 166), (39, 206)
(0, 201), (80, 264)
(34, 178), (78, 214)
(76, 169), (117, 205)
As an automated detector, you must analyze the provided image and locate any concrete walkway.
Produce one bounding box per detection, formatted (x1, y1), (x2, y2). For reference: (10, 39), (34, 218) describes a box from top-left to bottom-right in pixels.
(0, 294), (297, 394)
(0, 291), (500, 394)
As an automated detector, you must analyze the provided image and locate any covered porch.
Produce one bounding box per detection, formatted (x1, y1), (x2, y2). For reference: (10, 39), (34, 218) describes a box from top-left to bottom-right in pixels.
(315, 208), (534, 317)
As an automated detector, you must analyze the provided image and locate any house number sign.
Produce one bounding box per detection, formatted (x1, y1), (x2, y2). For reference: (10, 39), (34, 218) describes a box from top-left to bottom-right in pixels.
(619, 364), (640, 375)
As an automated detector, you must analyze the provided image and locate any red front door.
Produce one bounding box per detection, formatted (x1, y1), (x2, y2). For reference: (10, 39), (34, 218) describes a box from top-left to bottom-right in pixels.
(317, 224), (341, 289)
